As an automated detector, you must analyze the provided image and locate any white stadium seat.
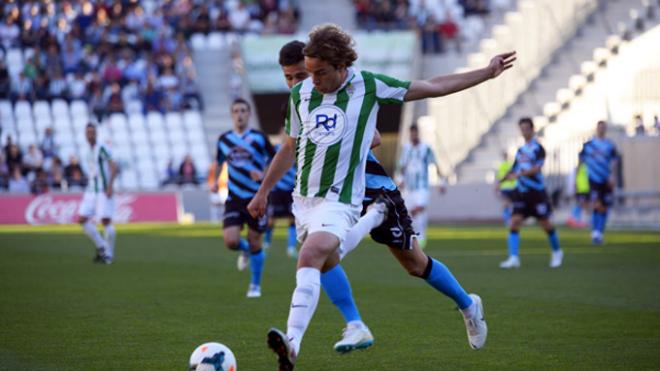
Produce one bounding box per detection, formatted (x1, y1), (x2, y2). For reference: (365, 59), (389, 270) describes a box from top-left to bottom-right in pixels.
(165, 112), (184, 131)
(131, 130), (150, 146)
(32, 101), (51, 119)
(149, 129), (168, 145)
(190, 33), (207, 51)
(152, 144), (171, 160)
(146, 111), (164, 129)
(70, 100), (89, 118)
(125, 100), (143, 115)
(128, 113), (146, 128)
(52, 99), (69, 118)
(183, 110), (203, 131)
(0, 100), (13, 123)
(14, 101), (32, 120)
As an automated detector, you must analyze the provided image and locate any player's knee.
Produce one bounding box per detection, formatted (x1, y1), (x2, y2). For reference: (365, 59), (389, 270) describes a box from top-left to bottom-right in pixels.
(78, 216), (88, 225)
(224, 237), (240, 250)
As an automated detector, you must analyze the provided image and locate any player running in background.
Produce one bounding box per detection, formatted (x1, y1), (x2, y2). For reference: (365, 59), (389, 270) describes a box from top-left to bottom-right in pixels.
(566, 162), (589, 228)
(579, 120), (620, 245)
(250, 25), (514, 369)
(495, 151), (516, 226)
(213, 98), (275, 298)
(499, 118), (564, 269)
(397, 124), (444, 247)
(263, 129), (299, 258)
(77, 123), (118, 264)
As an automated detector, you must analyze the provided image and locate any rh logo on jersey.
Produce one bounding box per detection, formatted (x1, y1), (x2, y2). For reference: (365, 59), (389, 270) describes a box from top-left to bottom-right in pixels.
(307, 105), (347, 146)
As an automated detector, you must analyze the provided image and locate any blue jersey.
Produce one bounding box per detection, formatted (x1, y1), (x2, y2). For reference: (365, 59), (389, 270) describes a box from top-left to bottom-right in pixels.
(273, 144), (297, 192)
(217, 128), (275, 200)
(364, 151), (397, 202)
(512, 138), (546, 193)
(579, 138), (619, 184)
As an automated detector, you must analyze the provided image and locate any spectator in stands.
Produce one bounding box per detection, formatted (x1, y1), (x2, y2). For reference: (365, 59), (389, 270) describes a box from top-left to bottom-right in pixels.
(69, 71), (87, 101)
(31, 168), (49, 195)
(61, 38), (83, 74)
(6, 143), (23, 173)
(33, 75), (50, 101)
(8, 167), (30, 193)
(104, 82), (125, 115)
(67, 167), (87, 191)
(49, 160), (65, 190)
(181, 73), (204, 111)
(161, 159), (178, 186)
(229, 3), (252, 33)
(0, 153), (9, 190)
(11, 72), (33, 103)
(64, 155), (85, 184)
(178, 155), (199, 185)
(0, 60), (10, 99)
(143, 81), (163, 113)
(102, 55), (123, 85)
(23, 144), (44, 173)
(40, 127), (58, 160)
(0, 17), (21, 49)
(89, 86), (106, 123)
(49, 70), (69, 102)
(634, 114), (646, 136)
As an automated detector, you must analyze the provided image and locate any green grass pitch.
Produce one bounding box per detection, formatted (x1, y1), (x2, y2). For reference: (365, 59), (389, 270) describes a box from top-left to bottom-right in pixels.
(1, 224), (659, 370)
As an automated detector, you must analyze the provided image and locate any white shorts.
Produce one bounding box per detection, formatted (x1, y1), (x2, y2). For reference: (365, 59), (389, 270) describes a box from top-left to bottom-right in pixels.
(78, 192), (114, 220)
(403, 189), (430, 210)
(292, 196), (361, 244)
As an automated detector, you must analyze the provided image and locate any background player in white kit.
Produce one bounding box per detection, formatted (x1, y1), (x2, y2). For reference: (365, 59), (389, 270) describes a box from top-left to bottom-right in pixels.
(397, 124), (444, 248)
(77, 123), (118, 264)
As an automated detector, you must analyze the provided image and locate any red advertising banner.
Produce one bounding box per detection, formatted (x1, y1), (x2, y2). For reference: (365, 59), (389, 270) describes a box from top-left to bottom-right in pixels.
(0, 193), (180, 225)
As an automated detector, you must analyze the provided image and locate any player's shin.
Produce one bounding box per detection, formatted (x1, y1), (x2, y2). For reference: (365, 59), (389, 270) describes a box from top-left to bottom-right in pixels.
(421, 255), (473, 313)
(508, 230), (520, 257)
(321, 265), (362, 324)
(286, 267), (321, 355)
(340, 208), (382, 259)
(82, 221), (107, 252)
(250, 249), (265, 286)
(103, 224), (116, 258)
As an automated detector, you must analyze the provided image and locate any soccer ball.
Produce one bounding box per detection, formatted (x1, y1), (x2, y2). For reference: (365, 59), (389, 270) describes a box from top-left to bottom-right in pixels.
(189, 342), (237, 371)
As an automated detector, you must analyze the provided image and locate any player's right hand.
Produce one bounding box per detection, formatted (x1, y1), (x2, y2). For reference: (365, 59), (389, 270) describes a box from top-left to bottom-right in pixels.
(211, 183), (219, 193)
(247, 191), (267, 218)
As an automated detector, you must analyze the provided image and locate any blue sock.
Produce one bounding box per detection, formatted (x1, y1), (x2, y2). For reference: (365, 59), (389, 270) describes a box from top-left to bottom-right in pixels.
(572, 205), (582, 221)
(502, 207), (512, 226)
(508, 230), (520, 257)
(238, 238), (249, 253)
(599, 210), (609, 234)
(321, 265), (361, 323)
(287, 224), (297, 248)
(422, 257), (472, 309)
(249, 249), (265, 286)
(592, 210), (600, 232)
(547, 228), (560, 252)
(264, 228), (273, 246)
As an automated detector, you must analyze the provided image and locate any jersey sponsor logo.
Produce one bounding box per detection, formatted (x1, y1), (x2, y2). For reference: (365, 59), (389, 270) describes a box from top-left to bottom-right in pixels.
(307, 105), (347, 146)
(227, 147), (252, 167)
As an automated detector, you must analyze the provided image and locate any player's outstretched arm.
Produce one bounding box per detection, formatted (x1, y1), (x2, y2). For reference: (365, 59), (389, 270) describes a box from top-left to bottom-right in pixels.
(247, 136), (296, 218)
(404, 51), (516, 102)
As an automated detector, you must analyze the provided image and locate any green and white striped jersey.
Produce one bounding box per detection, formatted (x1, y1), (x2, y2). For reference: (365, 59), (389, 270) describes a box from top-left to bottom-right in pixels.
(84, 142), (114, 193)
(285, 68), (410, 205)
(398, 142), (438, 191)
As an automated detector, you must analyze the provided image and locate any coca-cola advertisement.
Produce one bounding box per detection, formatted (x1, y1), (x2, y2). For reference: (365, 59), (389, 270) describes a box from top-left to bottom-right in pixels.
(0, 193), (180, 225)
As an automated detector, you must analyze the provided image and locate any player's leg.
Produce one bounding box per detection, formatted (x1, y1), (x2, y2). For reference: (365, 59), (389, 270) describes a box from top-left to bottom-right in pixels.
(263, 216), (275, 250)
(339, 197), (389, 259)
(223, 200), (250, 270)
(99, 193), (115, 262)
(246, 227), (266, 298)
(388, 241), (487, 349)
(286, 218), (297, 258)
(500, 214), (523, 268)
(538, 218), (563, 268)
(78, 193), (108, 262)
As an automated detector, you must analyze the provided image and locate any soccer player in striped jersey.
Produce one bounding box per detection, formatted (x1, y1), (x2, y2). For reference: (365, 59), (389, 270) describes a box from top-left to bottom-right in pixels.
(397, 124), (444, 247)
(213, 98), (276, 298)
(499, 118), (564, 269)
(77, 123), (119, 264)
(249, 24), (515, 369)
(263, 130), (299, 258)
(578, 120), (620, 245)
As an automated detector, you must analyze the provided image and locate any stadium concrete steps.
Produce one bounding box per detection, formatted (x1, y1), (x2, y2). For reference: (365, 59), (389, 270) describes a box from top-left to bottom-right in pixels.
(298, 0), (356, 32)
(193, 48), (234, 151)
(456, 0), (642, 184)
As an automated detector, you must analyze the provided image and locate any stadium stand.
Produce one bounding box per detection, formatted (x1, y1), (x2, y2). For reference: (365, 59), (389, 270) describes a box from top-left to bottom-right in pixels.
(0, 0), (300, 193)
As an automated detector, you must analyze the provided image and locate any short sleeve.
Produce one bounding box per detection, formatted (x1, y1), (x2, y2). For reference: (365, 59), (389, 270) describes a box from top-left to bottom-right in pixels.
(373, 73), (411, 105)
(285, 85), (302, 137)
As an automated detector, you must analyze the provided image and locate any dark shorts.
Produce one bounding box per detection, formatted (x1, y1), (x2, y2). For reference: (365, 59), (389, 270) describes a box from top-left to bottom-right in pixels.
(224, 198), (268, 233)
(362, 188), (416, 250)
(500, 189), (516, 202)
(511, 189), (553, 220)
(576, 192), (590, 203)
(589, 181), (614, 207)
(268, 190), (293, 218)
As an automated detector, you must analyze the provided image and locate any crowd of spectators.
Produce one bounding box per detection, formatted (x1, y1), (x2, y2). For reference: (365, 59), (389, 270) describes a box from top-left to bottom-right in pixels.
(354, 0), (499, 54)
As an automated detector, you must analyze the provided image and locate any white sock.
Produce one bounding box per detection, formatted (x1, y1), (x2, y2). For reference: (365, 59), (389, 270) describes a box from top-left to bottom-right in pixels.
(339, 207), (383, 259)
(103, 224), (116, 259)
(83, 221), (107, 252)
(415, 210), (428, 241)
(286, 267), (321, 355)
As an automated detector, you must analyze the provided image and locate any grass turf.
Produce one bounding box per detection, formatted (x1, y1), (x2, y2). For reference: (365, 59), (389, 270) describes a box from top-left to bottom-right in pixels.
(0, 224), (659, 370)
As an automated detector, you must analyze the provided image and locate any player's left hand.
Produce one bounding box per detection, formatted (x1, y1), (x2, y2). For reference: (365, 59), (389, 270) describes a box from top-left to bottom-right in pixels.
(489, 51), (516, 78)
(249, 170), (264, 181)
